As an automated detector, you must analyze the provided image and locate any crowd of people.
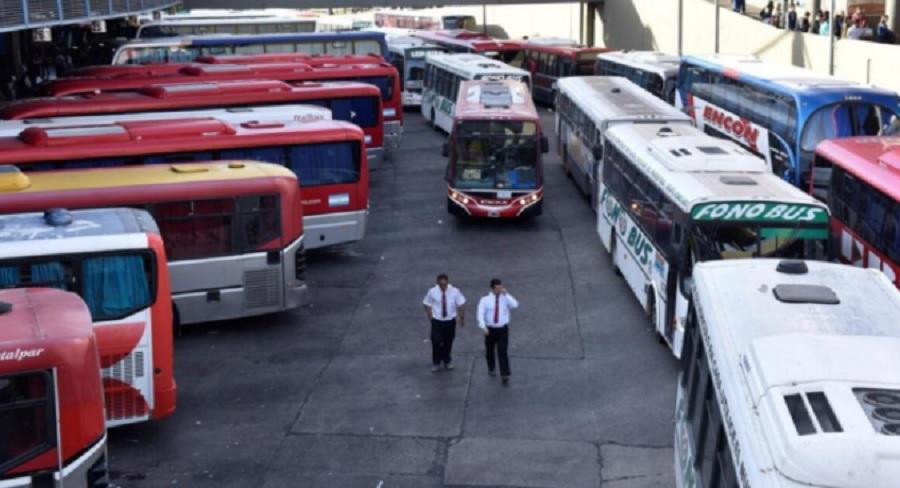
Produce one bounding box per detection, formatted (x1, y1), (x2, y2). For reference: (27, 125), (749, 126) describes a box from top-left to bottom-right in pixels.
(732, 1), (895, 43)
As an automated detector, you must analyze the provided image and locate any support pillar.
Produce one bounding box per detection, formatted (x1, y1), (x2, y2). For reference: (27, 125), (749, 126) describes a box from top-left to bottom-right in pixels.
(586, 2), (597, 46)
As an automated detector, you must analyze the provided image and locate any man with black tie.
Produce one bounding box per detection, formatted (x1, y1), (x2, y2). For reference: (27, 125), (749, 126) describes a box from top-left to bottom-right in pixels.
(423, 273), (466, 373)
(477, 278), (519, 385)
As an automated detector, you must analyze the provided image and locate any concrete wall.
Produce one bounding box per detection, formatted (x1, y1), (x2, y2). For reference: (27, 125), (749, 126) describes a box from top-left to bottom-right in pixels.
(596, 0), (900, 92)
(444, 3), (582, 40)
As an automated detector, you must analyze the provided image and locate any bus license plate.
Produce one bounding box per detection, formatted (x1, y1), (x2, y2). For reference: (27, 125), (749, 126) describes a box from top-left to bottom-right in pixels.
(497, 191), (512, 199)
(488, 210), (500, 218)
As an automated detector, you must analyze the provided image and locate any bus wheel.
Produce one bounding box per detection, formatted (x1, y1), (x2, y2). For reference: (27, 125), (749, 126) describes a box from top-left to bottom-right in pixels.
(647, 292), (664, 344)
(609, 234), (621, 276)
(561, 146), (571, 177)
(430, 109), (438, 131)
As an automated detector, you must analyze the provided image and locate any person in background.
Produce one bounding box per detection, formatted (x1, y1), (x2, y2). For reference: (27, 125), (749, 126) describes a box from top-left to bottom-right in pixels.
(800, 11), (812, 32)
(733, 0), (745, 14)
(848, 18), (866, 39)
(851, 6), (865, 26)
(422, 273), (466, 373)
(812, 10), (822, 33)
(833, 10), (845, 38)
(819, 11), (831, 35)
(877, 15), (895, 43)
(476, 278), (518, 385)
(760, 1), (774, 21)
(788, 4), (798, 30)
(772, 3), (783, 27)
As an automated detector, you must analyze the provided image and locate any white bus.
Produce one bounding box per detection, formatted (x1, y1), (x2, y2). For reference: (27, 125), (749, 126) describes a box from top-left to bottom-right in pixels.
(675, 258), (900, 488)
(594, 51), (681, 104)
(421, 53), (531, 133)
(555, 76), (691, 208)
(387, 36), (446, 107)
(597, 122), (830, 356)
(0, 103), (331, 138)
(136, 16), (318, 38)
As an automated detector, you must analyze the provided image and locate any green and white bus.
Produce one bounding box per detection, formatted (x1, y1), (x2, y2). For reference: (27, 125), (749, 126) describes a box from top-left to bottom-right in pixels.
(597, 122), (830, 356)
(421, 53), (531, 133)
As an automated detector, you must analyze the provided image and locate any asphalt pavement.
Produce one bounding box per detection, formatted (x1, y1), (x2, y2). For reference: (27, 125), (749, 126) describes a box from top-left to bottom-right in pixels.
(108, 109), (680, 488)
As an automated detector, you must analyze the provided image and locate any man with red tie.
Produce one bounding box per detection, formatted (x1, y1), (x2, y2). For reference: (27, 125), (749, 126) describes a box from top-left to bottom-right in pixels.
(477, 278), (519, 385)
(423, 273), (466, 373)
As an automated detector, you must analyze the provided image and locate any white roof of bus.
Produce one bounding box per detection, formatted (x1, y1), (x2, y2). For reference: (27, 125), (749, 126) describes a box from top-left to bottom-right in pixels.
(687, 53), (863, 90)
(605, 122), (823, 210)
(140, 16), (316, 27)
(0, 104), (331, 138)
(556, 76), (690, 126)
(387, 36), (444, 51)
(693, 259), (900, 488)
(596, 50), (681, 76)
(425, 53), (529, 78)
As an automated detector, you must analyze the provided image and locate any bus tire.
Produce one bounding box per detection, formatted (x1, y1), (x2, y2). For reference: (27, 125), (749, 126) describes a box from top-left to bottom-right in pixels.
(609, 234), (621, 276)
(647, 292), (664, 344)
(430, 109), (438, 131)
(562, 146), (571, 177)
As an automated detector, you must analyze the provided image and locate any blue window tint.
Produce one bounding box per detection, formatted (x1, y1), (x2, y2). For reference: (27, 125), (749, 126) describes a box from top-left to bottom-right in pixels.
(81, 255), (151, 321)
(64, 157), (132, 170)
(287, 142), (359, 187)
(357, 76), (392, 101)
(219, 146), (288, 165)
(0, 266), (20, 287)
(330, 97), (378, 129)
(30, 262), (66, 289)
(144, 152), (214, 164)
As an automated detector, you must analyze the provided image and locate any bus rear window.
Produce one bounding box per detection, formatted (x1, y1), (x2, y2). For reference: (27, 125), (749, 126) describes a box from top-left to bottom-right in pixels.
(153, 199), (235, 260)
(0, 371), (54, 473)
(288, 141), (360, 186)
(357, 76), (393, 101)
(81, 255), (153, 321)
(330, 97), (378, 129)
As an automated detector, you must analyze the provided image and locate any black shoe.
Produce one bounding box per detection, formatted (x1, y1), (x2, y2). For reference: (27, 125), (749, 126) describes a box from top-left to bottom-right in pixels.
(488, 370), (496, 377)
(501, 376), (509, 385)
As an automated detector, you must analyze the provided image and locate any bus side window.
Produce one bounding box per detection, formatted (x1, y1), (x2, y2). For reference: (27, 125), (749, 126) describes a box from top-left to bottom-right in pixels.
(144, 151), (213, 164)
(860, 185), (889, 246)
(81, 254), (152, 321)
(883, 203), (900, 263)
(218, 146), (288, 166)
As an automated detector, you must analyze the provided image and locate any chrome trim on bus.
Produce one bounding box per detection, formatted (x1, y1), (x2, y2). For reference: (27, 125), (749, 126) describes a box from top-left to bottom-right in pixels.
(0, 434), (108, 488)
(170, 235), (307, 324)
(367, 146), (384, 170)
(303, 209), (367, 250)
(384, 120), (403, 153)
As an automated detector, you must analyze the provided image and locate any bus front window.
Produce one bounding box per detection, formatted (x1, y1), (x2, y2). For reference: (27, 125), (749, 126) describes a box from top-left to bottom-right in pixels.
(453, 121), (538, 191)
(800, 103), (895, 176)
(693, 222), (828, 261)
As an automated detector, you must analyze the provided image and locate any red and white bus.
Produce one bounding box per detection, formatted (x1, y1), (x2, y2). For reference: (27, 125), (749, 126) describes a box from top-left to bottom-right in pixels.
(444, 80), (548, 218)
(44, 61), (404, 154)
(1, 80), (385, 169)
(0, 288), (108, 487)
(374, 9), (477, 30)
(0, 162), (310, 327)
(814, 136), (900, 287)
(0, 207), (176, 428)
(521, 39), (613, 105)
(413, 30), (524, 67)
(0, 118), (368, 251)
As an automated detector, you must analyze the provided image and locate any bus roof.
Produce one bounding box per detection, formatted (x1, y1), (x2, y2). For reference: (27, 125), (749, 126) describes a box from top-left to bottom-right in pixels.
(387, 36), (444, 52)
(816, 136), (900, 202)
(118, 30), (386, 48)
(0, 288), (93, 355)
(0, 208), (158, 243)
(692, 258), (900, 487)
(557, 76), (691, 126)
(455, 80), (537, 121)
(0, 80), (370, 121)
(596, 50), (681, 76)
(0, 119), (360, 162)
(605, 122), (824, 210)
(414, 30), (523, 52)
(522, 39), (611, 57)
(425, 53), (529, 78)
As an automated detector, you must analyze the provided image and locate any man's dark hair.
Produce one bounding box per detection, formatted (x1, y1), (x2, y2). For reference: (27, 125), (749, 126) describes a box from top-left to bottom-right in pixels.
(437, 273), (449, 282)
(490, 278), (502, 288)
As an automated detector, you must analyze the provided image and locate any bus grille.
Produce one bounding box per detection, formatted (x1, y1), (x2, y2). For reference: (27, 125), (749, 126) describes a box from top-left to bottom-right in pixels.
(102, 351), (148, 421)
(244, 268), (281, 309)
(295, 245), (306, 282)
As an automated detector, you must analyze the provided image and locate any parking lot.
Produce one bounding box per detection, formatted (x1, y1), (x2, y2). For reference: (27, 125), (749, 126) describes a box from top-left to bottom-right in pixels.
(108, 109), (680, 488)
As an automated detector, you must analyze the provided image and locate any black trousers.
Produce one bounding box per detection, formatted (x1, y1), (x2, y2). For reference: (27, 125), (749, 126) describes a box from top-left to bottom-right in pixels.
(431, 318), (456, 365)
(485, 325), (510, 376)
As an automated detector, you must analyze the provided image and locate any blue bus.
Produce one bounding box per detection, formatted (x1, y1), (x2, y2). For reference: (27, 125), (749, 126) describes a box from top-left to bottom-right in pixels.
(676, 54), (900, 194)
(112, 31), (388, 65)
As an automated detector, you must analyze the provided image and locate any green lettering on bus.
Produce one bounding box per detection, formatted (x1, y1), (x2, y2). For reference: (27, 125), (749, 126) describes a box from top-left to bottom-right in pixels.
(691, 201), (828, 224)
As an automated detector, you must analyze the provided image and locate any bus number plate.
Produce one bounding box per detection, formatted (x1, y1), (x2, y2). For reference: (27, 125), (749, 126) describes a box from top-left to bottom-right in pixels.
(488, 210), (500, 218)
(497, 191), (512, 199)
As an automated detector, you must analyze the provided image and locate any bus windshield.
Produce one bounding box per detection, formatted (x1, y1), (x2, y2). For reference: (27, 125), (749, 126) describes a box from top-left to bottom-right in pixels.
(692, 222), (827, 260)
(452, 120), (538, 190)
(800, 102), (894, 159)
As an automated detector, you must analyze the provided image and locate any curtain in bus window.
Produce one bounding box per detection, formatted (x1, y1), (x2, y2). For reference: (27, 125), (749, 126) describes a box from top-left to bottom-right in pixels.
(219, 147), (288, 166)
(81, 255), (151, 321)
(326, 41), (353, 56)
(154, 200), (234, 260)
(853, 105), (887, 135)
(288, 142), (358, 187)
(30, 262), (65, 289)
(168, 48), (199, 64)
(330, 98), (377, 129)
(0, 266), (20, 287)
(802, 105), (853, 152)
(358, 77), (392, 101)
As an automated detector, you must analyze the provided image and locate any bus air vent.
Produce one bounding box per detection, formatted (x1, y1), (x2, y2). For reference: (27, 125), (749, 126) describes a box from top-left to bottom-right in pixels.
(44, 208), (72, 226)
(772, 284), (839, 304)
(21, 124), (129, 147)
(720, 175), (757, 186)
(783, 391), (843, 436)
(853, 388), (900, 435)
(697, 146), (728, 155)
(776, 260), (808, 274)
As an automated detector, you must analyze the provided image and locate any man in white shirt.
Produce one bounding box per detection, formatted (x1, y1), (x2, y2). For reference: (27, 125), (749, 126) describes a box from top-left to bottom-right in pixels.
(476, 278), (519, 385)
(422, 273), (466, 372)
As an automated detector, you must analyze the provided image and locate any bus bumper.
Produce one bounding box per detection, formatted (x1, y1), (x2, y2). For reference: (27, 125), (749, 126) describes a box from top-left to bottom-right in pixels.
(447, 191), (543, 218)
(366, 146), (384, 171)
(385, 120), (402, 154)
(169, 236), (308, 325)
(1, 435), (108, 488)
(303, 209), (368, 250)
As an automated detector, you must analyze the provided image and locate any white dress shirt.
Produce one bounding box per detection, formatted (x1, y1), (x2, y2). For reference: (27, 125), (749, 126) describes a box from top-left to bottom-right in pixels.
(423, 284), (466, 320)
(477, 292), (519, 329)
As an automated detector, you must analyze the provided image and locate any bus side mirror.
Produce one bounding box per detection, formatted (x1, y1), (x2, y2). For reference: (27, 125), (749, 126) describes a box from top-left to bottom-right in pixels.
(442, 141), (449, 157)
(541, 135), (549, 154)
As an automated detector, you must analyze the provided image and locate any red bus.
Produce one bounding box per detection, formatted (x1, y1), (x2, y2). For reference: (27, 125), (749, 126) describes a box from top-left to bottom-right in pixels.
(0, 117), (367, 251)
(0, 161), (309, 327)
(0, 288), (108, 486)
(0, 207), (176, 428)
(444, 80), (548, 218)
(44, 61), (404, 154)
(1, 80), (385, 169)
(521, 39), (613, 105)
(813, 136), (900, 287)
(413, 30), (524, 67)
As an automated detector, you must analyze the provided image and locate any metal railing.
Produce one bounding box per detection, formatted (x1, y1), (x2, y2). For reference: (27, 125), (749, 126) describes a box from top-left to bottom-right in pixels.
(0, 0), (180, 32)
